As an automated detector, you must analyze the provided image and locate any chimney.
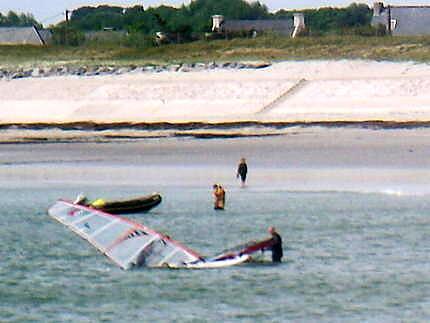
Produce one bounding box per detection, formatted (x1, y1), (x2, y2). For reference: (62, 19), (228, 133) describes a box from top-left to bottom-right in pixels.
(292, 13), (305, 38)
(293, 13), (305, 29)
(212, 15), (224, 32)
(373, 2), (384, 16)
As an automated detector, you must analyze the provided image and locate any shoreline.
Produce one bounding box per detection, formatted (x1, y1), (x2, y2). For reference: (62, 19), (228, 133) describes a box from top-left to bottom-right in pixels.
(4, 120), (430, 129)
(2, 121), (430, 143)
(3, 127), (430, 195)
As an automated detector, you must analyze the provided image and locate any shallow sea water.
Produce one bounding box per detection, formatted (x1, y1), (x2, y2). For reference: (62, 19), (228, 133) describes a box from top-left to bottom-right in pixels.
(1, 136), (430, 322)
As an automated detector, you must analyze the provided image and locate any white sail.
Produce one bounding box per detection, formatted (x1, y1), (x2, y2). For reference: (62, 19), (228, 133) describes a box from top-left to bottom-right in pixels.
(48, 200), (202, 270)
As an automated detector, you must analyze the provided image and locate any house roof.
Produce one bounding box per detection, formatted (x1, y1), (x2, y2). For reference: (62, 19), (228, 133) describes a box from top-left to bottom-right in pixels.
(0, 26), (51, 45)
(37, 29), (53, 44)
(372, 5), (430, 35)
(390, 6), (430, 35)
(223, 19), (293, 35)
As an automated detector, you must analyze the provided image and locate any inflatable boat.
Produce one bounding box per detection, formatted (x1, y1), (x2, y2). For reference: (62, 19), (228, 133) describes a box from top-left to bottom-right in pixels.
(89, 193), (162, 214)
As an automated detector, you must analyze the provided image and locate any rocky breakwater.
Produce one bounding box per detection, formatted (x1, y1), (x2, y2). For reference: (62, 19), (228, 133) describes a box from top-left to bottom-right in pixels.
(0, 61), (271, 80)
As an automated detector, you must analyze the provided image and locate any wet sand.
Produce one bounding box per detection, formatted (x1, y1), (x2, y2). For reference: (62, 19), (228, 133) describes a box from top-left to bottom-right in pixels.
(2, 127), (430, 195)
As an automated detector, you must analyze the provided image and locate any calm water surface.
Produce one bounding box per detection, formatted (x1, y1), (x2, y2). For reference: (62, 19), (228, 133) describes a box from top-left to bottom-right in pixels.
(1, 137), (429, 322)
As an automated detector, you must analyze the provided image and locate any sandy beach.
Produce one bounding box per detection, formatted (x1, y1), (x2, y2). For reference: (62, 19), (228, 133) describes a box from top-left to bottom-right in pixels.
(1, 60), (430, 125)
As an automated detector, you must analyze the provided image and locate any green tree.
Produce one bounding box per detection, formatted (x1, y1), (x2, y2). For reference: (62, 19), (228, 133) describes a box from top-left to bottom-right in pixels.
(7, 11), (20, 25)
(274, 3), (372, 35)
(0, 10), (41, 27)
(70, 6), (124, 30)
(51, 23), (85, 46)
(186, 0), (269, 32)
(65, 0), (269, 34)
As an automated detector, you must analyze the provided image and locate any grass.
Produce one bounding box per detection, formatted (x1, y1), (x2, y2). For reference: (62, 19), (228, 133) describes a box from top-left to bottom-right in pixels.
(1, 35), (430, 69)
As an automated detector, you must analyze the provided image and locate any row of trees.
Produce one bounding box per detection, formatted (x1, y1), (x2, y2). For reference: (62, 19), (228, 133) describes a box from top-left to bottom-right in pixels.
(68, 0), (373, 36)
(69, 0), (269, 37)
(276, 3), (372, 35)
(0, 11), (41, 28)
(1, 1), (378, 46)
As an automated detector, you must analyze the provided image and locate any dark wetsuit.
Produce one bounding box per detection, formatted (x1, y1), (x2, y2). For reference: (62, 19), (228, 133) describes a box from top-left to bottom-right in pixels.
(237, 162), (248, 183)
(270, 233), (283, 263)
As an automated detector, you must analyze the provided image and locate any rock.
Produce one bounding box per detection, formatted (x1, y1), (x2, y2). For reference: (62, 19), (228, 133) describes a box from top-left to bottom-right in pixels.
(28, 68), (37, 77)
(247, 61), (271, 69)
(127, 65), (142, 74)
(0, 59), (273, 80)
(207, 61), (217, 69)
(76, 66), (88, 76)
(194, 63), (206, 70)
(115, 67), (129, 74)
(143, 65), (156, 72)
(34, 68), (45, 77)
(167, 64), (181, 72)
(133, 66), (146, 73)
(11, 71), (25, 79)
(46, 66), (56, 76)
(85, 66), (101, 76)
(178, 64), (191, 72)
(23, 70), (32, 77)
(98, 66), (115, 74)
(57, 66), (68, 75)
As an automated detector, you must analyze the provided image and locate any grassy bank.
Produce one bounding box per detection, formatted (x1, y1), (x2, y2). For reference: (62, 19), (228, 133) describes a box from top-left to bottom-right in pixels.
(1, 35), (430, 68)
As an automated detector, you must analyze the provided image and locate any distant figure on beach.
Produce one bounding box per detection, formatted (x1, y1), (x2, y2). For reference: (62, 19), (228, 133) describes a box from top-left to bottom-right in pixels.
(267, 226), (283, 263)
(236, 158), (248, 187)
(213, 184), (226, 210)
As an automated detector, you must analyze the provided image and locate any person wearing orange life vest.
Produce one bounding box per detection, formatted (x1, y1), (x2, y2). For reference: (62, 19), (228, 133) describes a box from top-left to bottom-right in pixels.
(212, 184), (225, 210)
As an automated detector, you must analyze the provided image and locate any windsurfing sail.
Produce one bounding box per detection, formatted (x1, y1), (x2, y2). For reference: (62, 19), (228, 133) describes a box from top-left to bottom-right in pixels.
(48, 200), (202, 270)
(211, 238), (274, 261)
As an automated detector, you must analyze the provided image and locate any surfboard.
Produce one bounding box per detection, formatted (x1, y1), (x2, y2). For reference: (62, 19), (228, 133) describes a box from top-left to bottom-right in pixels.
(179, 254), (251, 269)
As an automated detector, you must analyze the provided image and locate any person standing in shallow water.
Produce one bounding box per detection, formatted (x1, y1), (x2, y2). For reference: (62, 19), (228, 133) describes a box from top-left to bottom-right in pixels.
(236, 158), (248, 187)
(213, 184), (225, 210)
(267, 226), (283, 263)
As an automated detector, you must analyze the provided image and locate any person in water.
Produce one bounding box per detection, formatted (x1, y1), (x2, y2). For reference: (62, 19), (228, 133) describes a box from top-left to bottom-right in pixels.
(236, 158), (248, 187)
(213, 184), (226, 210)
(267, 226), (283, 263)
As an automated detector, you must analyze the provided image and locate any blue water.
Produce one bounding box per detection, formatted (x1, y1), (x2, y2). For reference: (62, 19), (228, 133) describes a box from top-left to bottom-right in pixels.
(1, 138), (430, 322)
